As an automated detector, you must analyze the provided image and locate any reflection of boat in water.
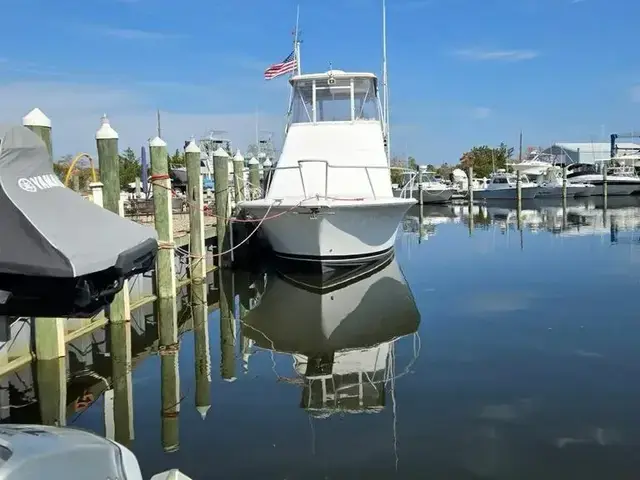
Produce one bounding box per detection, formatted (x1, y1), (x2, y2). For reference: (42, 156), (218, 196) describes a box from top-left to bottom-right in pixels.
(0, 121), (158, 317)
(242, 255), (420, 416)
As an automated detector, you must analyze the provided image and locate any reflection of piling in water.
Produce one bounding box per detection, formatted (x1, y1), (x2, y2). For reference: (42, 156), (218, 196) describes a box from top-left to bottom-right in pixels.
(218, 270), (236, 382)
(192, 281), (211, 419)
(108, 321), (134, 446)
(157, 297), (180, 452)
(35, 358), (66, 426)
(468, 203), (474, 235)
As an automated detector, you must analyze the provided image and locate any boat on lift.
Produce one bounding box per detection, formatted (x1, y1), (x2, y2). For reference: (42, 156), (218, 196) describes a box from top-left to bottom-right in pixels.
(566, 161), (640, 196)
(239, 69), (416, 269)
(0, 123), (157, 317)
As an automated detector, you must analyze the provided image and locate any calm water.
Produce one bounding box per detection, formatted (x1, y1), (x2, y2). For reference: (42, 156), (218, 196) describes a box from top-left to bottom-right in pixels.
(6, 197), (640, 479)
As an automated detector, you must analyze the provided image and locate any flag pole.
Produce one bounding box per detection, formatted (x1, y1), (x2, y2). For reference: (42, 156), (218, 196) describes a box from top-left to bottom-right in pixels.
(294, 4), (301, 75)
(382, 0), (390, 165)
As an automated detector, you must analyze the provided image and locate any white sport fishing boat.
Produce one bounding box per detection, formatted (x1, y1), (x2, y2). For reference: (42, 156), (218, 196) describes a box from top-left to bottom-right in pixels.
(567, 163), (640, 196)
(474, 170), (540, 200)
(239, 68), (415, 267)
(509, 154), (594, 198)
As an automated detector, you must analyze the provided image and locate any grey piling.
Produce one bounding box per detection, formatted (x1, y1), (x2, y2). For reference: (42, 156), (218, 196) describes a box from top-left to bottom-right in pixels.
(192, 281), (211, 419)
(110, 321), (134, 446)
(22, 108), (53, 161)
(467, 166), (474, 204)
(150, 136), (176, 298)
(218, 270), (236, 382)
(516, 173), (522, 223)
(233, 150), (245, 204)
(248, 157), (259, 200)
(96, 115), (120, 215)
(72, 175), (80, 192)
(157, 297), (180, 452)
(213, 148), (230, 266)
(35, 358), (67, 426)
(135, 177), (141, 198)
(186, 139), (207, 282)
(562, 164), (567, 201)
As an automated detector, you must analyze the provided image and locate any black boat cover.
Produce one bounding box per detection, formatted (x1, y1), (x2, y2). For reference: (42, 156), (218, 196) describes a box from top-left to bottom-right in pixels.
(0, 124), (158, 317)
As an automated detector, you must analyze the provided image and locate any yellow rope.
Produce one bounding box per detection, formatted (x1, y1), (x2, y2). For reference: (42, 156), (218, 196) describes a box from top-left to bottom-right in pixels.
(64, 152), (97, 186)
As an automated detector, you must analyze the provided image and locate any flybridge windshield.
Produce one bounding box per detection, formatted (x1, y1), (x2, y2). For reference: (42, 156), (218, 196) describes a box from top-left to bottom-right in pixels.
(291, 77), (380, 123)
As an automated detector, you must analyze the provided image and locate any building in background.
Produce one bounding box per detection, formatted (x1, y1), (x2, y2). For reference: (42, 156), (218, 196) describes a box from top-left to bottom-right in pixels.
(541, 142), (640, 166)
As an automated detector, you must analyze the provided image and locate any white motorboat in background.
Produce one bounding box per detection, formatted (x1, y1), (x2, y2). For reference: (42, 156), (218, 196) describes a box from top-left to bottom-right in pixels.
(510, 154), (594, 198)
(239, 69), (415, 268)
(567, 163), (640, 196)
(474, 170), (540, 200)
(393, 166), (456, 204)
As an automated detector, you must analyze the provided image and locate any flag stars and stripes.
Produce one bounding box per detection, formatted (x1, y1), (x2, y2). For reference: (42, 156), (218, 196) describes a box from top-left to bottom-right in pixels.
(264, 52), (297, 80)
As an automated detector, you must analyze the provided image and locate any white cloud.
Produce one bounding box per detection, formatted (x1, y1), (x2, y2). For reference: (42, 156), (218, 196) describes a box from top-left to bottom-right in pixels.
(92, 27), (185, 40)
(0, 81), (284, 159)
(630, 85), (640, 102)
(453, 48), (540, 61)
(471, 107), (492, 119)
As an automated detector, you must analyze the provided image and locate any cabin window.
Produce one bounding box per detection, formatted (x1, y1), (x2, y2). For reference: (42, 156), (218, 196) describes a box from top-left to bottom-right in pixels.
(290, 76), (381, 124)
(314, 78), (352, 122)
(291, 80), (314, 123)
(493, 177), (508, 184)
(353, 79), (379, 120)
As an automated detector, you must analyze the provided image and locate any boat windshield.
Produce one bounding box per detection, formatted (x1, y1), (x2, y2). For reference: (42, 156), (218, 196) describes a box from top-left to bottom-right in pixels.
(291, 77), (380, 124)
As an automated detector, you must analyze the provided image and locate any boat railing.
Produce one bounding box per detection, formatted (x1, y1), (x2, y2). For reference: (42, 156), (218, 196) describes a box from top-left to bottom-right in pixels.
(268, 159), (394, 200)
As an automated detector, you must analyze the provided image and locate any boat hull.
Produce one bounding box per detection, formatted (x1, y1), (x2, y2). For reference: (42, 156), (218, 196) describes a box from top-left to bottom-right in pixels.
(393, 188), (455, 204)
(240, 198), (415, 268)
(568, 176), (640, 196)
(536, 185), (594, 198)
(474, 186), (540, 200)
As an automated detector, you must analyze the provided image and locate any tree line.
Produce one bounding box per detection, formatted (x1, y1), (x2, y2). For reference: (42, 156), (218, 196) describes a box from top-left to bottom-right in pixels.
(390, 142), (516, 183)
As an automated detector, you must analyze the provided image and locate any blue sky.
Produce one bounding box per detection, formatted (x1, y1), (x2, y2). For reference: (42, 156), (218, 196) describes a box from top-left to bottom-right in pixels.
(0, 0), (638, 163)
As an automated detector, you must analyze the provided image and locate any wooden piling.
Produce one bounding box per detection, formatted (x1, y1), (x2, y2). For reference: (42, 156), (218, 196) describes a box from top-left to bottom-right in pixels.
(233, 150), (245, 204)
(262, 158), (273, 193)
(35, 358), (67, 426)
(157, 297), (180, 452)
(72, 175), (80, 192)
(22, 108), (52, 161)
(135, 177), (141, 198)
(109, 321), (134, 446)
(213, 148), (230, 265)
(108, 200), (131, 324)
(248, 157), (259, 200)
(34, 317), (65, 360)
(186, 140), (207, 282)
(192, 281), (211, 419)
(218, 270), (236, 382)
(562, 164), (567, 201)
(150, 136), (176, 298)
(96, 115), (120, 215)
(467, 166), (474, 204)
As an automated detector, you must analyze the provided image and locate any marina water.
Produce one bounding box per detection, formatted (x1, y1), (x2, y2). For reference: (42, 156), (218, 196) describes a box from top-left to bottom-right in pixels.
(4, 198), (640, 479)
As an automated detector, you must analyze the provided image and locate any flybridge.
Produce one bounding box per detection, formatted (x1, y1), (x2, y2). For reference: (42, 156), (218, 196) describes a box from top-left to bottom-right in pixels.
(17, 174), (64, 192)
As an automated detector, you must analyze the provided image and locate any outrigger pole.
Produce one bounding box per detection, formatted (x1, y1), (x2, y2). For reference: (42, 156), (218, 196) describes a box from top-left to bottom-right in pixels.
(382, 0), (390, 165)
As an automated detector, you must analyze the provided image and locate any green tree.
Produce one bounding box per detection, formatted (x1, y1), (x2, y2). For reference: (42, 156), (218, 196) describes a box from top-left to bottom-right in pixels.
(169, 148), (185, 167)
(119, 147), (141, 187)
(407, 156), (418, 171)
(426, 164), (436, 171)
(459, 143), (514, 178)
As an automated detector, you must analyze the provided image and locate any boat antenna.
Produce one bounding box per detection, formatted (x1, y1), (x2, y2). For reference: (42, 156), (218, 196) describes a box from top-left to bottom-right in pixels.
(518, 130), (523, 162)
(156, 109), (162, 138)
(294, 4), (301, 75)
(382, 0), (390, 165)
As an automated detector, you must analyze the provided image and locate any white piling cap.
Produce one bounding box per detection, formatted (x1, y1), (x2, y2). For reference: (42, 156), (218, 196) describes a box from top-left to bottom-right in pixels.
(258, 152), (266, 158)
(223, 376), (237, 383)
(22, 108), (51, 128)
(233, 149), (244, 162)
(185, 138), (200, 153)
(149, 136), (167, 147)
(263, 158), (272, 167)
(213, 147), (229, 158)
(95, 114), (119, 140)
(196, 405), (211, 420)
(248, 156), (259, 165)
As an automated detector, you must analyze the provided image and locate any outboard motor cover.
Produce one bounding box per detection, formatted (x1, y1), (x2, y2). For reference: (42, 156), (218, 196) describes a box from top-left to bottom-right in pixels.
(0, 124), (158, 317)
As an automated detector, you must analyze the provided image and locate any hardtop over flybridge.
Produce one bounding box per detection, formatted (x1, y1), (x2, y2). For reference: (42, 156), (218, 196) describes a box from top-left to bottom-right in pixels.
(0, 124), (158, 317)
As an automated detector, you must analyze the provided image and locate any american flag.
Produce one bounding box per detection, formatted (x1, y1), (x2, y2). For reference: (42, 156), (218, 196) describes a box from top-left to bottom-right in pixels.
(264, 52), (297, 80)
